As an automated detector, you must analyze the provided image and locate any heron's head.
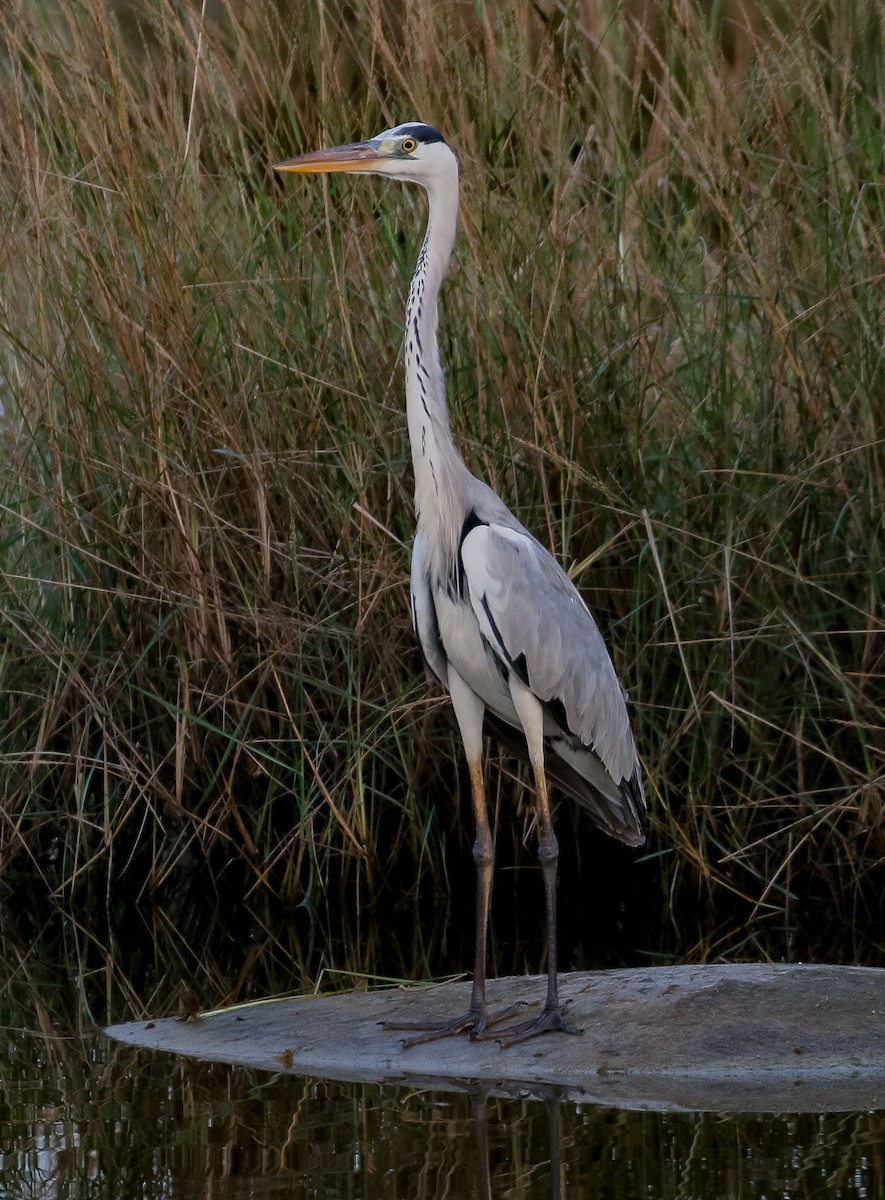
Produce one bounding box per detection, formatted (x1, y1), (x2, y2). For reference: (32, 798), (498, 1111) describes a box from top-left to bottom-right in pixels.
(274, 122), (457, 191)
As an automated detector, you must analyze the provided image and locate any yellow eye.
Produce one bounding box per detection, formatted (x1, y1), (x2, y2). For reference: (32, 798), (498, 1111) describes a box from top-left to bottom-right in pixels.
(400, 137), (417, 154)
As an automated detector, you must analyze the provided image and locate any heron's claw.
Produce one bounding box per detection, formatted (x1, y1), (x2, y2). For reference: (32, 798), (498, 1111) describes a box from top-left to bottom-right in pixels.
(383, 1002), (527, 1048)
(476, 1003), (583, 1048)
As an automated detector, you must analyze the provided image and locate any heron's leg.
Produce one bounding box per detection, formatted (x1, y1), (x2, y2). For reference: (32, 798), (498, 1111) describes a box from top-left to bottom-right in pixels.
(386, 669), (519, 1045)
(465, 749), (494, 1017)
(474, 677), (583, 1047)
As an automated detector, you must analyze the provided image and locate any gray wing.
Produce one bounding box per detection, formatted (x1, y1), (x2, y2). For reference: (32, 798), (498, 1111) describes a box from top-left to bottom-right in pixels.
(410, 529), (448, 687)
(460, 521), (640, 789)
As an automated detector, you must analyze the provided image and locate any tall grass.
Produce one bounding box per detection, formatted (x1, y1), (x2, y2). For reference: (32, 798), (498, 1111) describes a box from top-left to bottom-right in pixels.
(0, 0), (881, 1004)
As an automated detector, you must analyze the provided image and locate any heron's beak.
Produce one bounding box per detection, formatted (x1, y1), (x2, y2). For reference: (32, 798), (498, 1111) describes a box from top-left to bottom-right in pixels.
(274, 142), (383, 175)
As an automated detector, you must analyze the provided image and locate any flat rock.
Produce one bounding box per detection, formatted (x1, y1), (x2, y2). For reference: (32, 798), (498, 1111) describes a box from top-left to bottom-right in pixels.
(104, 964), (885, 1112)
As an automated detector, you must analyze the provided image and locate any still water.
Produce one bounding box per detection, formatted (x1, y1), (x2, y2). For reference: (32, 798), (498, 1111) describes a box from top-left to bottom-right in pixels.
(2, 1021), (883, 1199)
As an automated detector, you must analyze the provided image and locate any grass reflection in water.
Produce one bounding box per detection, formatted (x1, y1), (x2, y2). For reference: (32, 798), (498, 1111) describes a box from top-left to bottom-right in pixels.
(1, 1022), (883, 1200)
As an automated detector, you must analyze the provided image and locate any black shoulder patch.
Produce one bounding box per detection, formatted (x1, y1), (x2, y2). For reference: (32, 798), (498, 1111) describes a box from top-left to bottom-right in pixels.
(455, 509), (487, 597)
(458, 508), (486, 551)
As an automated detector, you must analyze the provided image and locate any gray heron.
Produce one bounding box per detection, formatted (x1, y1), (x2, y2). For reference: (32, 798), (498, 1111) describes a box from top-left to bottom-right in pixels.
(275, 122), (646, 1047)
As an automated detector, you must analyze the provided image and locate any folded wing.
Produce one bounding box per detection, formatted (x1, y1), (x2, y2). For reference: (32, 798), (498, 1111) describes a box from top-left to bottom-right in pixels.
(460, 521), (645, 841)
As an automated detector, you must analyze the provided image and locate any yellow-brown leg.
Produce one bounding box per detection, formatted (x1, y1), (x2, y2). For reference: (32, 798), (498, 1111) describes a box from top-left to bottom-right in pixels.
(386, 669), (521, 1045)
(474, 677), (583, 1047)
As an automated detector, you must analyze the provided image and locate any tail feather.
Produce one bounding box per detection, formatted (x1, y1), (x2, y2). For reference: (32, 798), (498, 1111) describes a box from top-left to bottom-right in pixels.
(484, 712), (646, 848)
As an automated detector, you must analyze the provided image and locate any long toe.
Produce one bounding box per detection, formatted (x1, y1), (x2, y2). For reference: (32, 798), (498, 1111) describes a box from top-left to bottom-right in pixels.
(384, 1000), (530, 1048)
(383, 1009), (485, 1047)
(492, 1005), (584, 1049)
(467, 1001), (533, 1040)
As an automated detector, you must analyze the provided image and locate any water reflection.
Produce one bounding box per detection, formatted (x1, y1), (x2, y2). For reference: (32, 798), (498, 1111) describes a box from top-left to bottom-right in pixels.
(1, 1023), (883, 1199)
(471, 1086), (565, 1200)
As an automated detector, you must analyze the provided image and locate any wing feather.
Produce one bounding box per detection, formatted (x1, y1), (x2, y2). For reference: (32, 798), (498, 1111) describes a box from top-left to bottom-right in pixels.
(460, 522), (639, 787)
(410, 530), (448, 687)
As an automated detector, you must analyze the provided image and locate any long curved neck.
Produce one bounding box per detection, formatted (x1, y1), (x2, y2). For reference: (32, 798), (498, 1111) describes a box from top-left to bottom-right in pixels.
(404, 168), (469, 553)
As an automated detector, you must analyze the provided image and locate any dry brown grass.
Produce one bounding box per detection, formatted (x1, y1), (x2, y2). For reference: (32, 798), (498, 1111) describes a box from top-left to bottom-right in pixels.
(0, 0), (881, 1005)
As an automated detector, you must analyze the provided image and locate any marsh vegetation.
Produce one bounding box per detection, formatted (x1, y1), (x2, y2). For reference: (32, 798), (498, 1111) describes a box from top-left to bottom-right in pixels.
(0, 0), (881, 1018)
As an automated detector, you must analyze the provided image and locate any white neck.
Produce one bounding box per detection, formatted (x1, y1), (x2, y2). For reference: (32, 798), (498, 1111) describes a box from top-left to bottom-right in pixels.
(404, 165), (469, 556)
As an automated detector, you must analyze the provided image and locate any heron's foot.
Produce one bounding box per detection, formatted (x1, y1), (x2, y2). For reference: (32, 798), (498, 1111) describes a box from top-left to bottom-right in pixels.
(384, 1003), (527, 1048)
(477, 1002), (584, 1049)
